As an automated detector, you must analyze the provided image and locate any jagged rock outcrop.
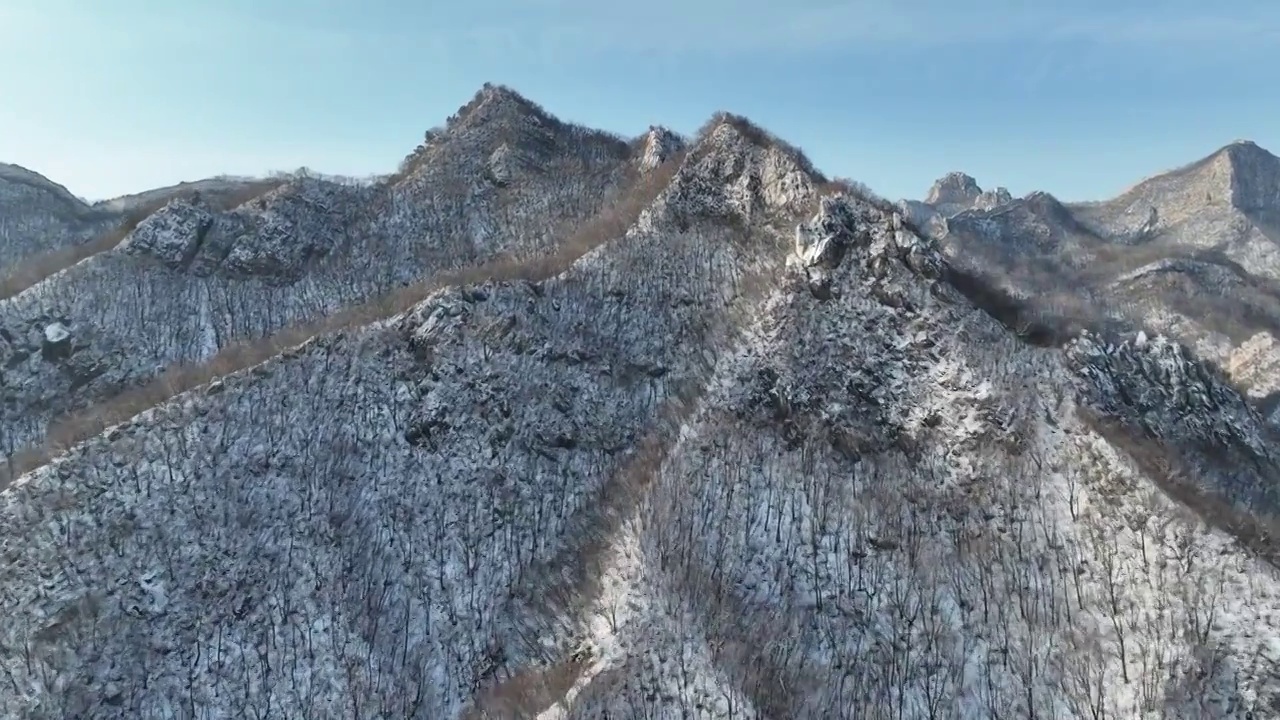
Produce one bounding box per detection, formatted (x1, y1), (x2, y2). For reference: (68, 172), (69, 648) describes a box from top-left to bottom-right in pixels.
(119, 178), (372, 280)
(900, 172), (1015, 244)
(793, 197), (940, 299)
(119, 198), (217, 268)
(638, 126), (685, 172)
(925, 171), (982, 208)
(661, 119), (816, 224)
(975, 185), (1013, 210)
(1067, 330), (1280, 513)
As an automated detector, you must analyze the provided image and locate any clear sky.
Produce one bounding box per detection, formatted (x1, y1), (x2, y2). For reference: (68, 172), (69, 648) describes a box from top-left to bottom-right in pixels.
(1, 0), (1277, 203)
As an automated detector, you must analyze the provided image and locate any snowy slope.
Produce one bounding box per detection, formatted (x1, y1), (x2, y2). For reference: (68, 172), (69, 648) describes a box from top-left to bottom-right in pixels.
(0, 86), (655, 466)
(0, 115), (822, 719)
(0, 163), (116, 270)
(1, 88), (1279, 719)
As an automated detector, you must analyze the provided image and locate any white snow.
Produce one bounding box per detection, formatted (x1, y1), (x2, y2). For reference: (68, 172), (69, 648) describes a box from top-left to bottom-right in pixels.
(43, 322), (70, 344)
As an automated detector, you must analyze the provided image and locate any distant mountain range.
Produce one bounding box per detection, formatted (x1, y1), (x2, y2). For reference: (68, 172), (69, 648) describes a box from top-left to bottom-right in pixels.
(2, 84), (1279, 719)
(905, 139), (1280, 423)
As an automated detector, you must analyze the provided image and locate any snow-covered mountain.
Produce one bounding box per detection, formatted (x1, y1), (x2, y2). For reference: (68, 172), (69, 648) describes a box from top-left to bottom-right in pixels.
(912, 142), (1280, 415)
(0, 84), (662, 467)
(2, 86), (1280, 719)
(0, 162), (116, 269)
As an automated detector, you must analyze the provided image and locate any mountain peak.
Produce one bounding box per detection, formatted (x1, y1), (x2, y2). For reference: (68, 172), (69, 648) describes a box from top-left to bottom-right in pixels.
(925, 171), (982, 206)
(1097, 138), (1280, 223)
(1215, 139), (1280, 212)
(637, 125), (685, 172)
(0, 162), (89, 210)
(695, 111), (829, 186)
(448, 82), (561, 133)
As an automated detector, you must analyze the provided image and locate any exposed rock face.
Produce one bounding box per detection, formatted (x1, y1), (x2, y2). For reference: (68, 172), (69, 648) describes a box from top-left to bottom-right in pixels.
(119, 178), (371, 280)
(1070, 140), (1280, 275)
(974, 184), (1013, 210)
(485, 144), (519, 186)
(638, 126), (684, 172)
(1223, 140), (1280, 213)
(925, 171), (983, 208)
(1228, 331), (1280, 400)
(119, 198), (217, 268)
(902, 172), (1016, 245)
(794, 198), (941, 299)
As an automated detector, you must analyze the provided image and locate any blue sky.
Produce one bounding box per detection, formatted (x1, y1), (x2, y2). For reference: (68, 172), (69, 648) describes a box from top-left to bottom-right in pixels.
(1, 0), (1277, 202)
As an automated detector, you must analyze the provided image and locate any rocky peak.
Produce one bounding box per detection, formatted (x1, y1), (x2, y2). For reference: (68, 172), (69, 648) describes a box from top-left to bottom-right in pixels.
(792, 194), (943, 297)
(660, 117), (820, 224)
(1218, 139), (1280, 212)
(1020, 190), (1074, 220)
(450, 83), (560, 135)
(973, 185), (1013, 210)
(1099, 139), (1279, 228)
(925, 171), (983, 207)
(638, 125), (685, 173)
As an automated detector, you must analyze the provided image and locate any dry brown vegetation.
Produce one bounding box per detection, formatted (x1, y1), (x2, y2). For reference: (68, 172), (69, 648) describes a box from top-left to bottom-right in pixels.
(463, 656), (591, 719)
(1, 151), (689, 487)
(0, 179), (284, 301)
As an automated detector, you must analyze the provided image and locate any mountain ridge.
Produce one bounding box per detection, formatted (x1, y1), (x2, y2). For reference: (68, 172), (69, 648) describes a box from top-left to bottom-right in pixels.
(3, 84), (1280, 718)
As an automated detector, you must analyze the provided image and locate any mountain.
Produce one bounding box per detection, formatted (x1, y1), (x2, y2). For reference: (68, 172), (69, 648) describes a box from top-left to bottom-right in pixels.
(1071, 140), (1280, 258)
(914, 142), (1280, 417)
(900, 172), (1013, 239)
(0, 84), (659, 470)
(2, 87), (1280, 718)
(0, 163), (116, 269)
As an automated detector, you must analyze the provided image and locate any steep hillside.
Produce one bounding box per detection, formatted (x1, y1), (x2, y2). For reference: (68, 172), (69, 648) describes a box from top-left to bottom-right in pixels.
(0, 85), (659, 471)
(2, 94), (1280, 720)
(0, 163), (115, 269)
